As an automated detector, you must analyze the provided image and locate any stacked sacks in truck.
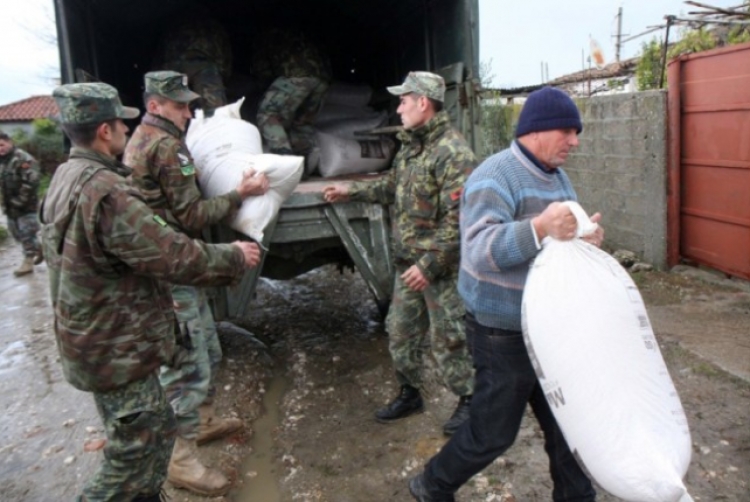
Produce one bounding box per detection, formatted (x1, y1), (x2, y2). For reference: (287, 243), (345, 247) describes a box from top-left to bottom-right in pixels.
(186, 98), (304, 242)
(312, 82), (396, 178)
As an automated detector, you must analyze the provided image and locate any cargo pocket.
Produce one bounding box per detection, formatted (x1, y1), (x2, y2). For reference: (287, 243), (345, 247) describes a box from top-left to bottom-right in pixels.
(439, 292), (466, 351)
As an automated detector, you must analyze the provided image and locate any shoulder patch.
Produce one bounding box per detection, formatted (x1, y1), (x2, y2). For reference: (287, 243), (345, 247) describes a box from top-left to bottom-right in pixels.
(153, 214), (168, 227)
(176, 147), (195, 176)
(177, 151), (191, 167)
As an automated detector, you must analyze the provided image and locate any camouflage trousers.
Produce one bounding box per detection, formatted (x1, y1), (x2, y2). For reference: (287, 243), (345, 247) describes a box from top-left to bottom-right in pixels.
(385, 268), (474, 396)
(168, 60), (227, 114)
(257, 76), (328, 155)
(160, 284), (222, 439)
(81, 372), (176, 501)
(7, 212), (40, 258)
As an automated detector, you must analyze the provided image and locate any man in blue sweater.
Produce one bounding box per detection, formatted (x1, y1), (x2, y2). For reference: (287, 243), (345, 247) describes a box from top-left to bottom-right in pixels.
(409, 87), (603, 501)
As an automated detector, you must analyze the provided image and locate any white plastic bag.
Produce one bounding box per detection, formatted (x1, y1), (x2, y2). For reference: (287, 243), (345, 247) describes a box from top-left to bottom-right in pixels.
(186, 99), (303, 241)
(522, 201), (693, 502)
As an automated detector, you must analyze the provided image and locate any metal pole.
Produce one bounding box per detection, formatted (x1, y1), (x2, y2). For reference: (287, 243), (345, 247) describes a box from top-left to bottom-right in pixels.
(616, 7), (623, 62)
(659, 16), (674, 88)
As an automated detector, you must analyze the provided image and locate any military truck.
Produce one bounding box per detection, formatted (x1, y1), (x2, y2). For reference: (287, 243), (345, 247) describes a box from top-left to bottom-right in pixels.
(53, 0), (481, 321)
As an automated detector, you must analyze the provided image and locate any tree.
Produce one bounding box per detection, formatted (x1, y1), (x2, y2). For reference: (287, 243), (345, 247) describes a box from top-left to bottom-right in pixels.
(635, 3), (750, 90)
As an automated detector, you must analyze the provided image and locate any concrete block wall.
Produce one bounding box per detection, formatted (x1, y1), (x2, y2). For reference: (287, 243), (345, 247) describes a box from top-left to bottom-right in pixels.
(564, 90), (668, 269)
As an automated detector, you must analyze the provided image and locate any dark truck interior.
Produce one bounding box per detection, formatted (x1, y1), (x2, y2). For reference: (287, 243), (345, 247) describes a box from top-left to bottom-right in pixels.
(55, 0), (478, 126)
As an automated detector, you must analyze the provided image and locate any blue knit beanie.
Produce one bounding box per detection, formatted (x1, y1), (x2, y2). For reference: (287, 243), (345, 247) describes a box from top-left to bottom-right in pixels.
(515, 87), (582, 138)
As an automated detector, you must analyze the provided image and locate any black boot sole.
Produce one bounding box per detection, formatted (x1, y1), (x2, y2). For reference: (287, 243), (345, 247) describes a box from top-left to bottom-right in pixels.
(374, 405), (425, 424)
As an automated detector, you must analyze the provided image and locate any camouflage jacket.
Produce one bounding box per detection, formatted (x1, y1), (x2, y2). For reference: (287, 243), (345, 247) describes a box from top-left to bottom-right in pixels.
(349, 111), (477, 281)
(0, 147), (40, 217)
(124, 113), (241, 238)
(39, 147), (245, 392)
(252, 28), (331, 84)
(156, 17), (232, 79)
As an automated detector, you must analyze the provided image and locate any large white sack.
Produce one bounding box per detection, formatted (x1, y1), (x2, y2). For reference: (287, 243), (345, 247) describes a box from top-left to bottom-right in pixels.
(316, 131), (395, 178)
(187, 98), (263, 165)
(522, 201), (693, 502)
(186, 99), (303, 241)
(316, 111), (388, 139)
(314, 103), (377, 126)
(322, 82), (373, 108)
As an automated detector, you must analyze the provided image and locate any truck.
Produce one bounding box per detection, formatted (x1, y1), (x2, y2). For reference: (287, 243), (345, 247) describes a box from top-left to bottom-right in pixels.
(53, 0), (482, 322)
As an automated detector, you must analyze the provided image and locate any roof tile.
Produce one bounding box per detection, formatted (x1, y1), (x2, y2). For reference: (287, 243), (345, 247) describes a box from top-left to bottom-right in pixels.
(0, 95), (59, 122)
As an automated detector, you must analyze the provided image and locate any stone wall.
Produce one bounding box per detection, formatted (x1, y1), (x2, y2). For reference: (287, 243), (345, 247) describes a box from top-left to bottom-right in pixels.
(565, 90), (668, 268)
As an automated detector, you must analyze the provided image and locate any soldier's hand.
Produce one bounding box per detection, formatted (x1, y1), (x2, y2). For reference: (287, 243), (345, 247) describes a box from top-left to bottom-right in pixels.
(233, 241), (262, 268)
(237, 170), (270, 197)
(322, 184), (350, 203)
(401, 265), (429, 292)
(532, 201), (577, 241)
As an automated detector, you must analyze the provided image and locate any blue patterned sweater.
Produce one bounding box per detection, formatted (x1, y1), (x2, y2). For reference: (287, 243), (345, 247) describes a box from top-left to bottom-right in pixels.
(458, 141), (578, 331)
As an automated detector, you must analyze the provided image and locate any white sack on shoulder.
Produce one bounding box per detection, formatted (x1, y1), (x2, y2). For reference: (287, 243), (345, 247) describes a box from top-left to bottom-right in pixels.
(521, 201), (693, 502)
(186, 99), (303, 242)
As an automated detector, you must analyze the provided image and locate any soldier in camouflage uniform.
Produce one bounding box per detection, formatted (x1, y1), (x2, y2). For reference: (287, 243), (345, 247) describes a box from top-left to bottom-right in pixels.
(253, 28), (331, 158)
(41, 82), (260, 502)
(123, 71), (269, 497)
(0, 132), (43, 276)
(323, 72), (476, 436)
(154, 15), (232, 115)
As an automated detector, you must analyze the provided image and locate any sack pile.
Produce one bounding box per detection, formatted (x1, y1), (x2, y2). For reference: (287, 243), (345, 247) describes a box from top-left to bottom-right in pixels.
(311, 82), (395, 178)
(187, 98), (303, 241)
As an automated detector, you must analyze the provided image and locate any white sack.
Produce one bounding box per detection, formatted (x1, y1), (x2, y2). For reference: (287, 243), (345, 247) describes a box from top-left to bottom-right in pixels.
(314, 103), (377, 126)
(322, 81), (373, 108)
(316, 131), (395, 178)
(315, 111), (388, 139)
(186, 99), (303, 241)
(522, 201), (693, 502)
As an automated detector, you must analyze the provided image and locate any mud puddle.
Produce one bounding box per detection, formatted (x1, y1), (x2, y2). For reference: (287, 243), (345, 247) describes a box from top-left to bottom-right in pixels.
(233, 372), (288, 502)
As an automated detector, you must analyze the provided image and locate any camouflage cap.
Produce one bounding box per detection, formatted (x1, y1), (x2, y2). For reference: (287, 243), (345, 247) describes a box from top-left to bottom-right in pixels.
(387, 71), (446, 103)
(53, 83), (140, 125)
(145, 71), (201, 103)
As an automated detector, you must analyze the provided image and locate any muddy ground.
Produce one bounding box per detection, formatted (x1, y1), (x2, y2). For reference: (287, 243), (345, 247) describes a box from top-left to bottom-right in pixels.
(0, 240), (748, 502)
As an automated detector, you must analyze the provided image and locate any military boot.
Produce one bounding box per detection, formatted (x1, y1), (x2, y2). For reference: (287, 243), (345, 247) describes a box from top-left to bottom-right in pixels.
(375, 384), (424, 423)
(442, 395), (472, 436)
(168, 436), (230, 496)
(13, 256), (34, 276)
(196, 404), (243, 445)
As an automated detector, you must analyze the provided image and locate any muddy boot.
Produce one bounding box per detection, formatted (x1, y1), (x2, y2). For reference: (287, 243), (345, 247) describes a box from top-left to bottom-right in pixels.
(168, 436), (230, 496)
(375, 384), (424, 423)
(196, 404), (243, 445)
(442, 395), (472, 436)
(13, 256), (34, 277)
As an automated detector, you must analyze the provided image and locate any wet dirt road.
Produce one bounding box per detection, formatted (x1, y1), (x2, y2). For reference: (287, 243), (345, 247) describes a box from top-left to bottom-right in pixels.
(1, 239), (748, 502)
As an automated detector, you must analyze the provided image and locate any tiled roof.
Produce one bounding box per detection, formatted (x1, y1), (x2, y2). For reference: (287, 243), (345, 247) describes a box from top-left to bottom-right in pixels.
(546, 56), (639, 86)
(0, 95), (58, 122)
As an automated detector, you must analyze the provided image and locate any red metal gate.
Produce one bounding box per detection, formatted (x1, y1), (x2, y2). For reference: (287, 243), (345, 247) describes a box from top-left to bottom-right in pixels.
(667, 42), (750, 280)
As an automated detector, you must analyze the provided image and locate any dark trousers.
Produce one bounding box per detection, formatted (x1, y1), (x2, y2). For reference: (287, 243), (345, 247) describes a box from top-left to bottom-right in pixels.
(423, 314), (596, 501)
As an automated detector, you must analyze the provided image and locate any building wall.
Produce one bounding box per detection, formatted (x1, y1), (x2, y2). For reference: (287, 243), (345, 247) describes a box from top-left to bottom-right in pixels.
(564, 90), (668, 268)
(0, 121), (34, 136)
